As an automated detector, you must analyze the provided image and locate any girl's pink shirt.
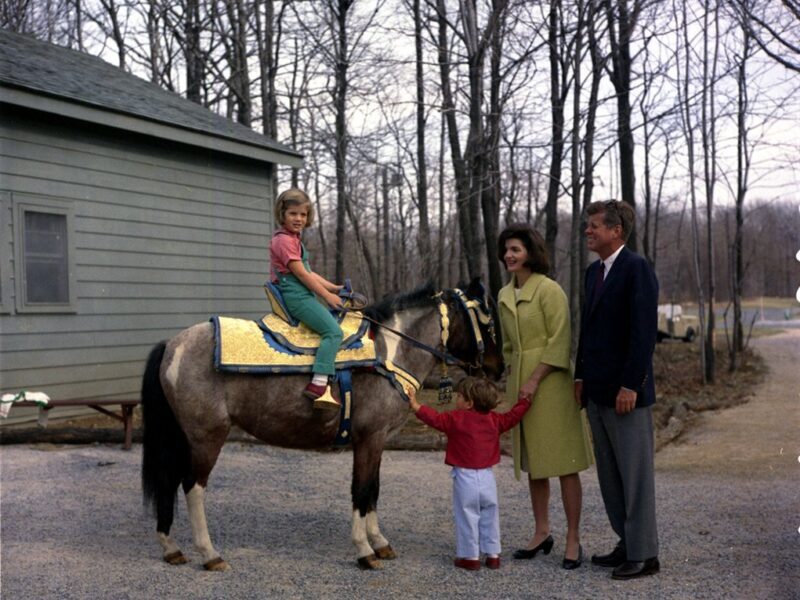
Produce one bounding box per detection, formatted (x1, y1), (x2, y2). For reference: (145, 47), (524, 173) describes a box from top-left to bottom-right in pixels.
(270, 227), (303, 281)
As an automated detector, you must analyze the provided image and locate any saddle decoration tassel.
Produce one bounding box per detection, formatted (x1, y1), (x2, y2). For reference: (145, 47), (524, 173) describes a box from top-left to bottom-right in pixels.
(436, 295), (453, 405)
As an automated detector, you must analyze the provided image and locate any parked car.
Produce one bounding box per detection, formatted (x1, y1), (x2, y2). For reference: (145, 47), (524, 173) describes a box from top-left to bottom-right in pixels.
(657, 304), (697, 342)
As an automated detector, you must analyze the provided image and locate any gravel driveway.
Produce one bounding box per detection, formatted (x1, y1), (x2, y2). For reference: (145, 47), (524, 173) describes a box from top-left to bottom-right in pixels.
(2, 331), (798, 600)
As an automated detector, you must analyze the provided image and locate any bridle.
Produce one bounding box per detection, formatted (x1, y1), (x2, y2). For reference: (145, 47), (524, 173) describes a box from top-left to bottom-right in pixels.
(351, 287), (495, 372)
(434, 288), (496, 371)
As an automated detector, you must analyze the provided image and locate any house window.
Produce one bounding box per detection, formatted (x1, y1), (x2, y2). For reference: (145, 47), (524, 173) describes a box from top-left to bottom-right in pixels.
(14, 196), (77, 313)
(24, 211), (70, 303)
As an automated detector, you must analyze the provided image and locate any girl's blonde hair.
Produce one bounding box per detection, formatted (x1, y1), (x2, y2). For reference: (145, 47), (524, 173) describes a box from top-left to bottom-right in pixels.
(274, 188), (314, 228)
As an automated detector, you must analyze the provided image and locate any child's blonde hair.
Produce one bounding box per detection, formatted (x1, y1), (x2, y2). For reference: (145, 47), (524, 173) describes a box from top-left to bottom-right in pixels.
(457, 377), (500, 414)
(274, 188), (315, 228)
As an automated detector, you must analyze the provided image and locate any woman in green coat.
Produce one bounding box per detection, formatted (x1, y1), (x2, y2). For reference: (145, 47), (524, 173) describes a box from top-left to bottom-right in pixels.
(497, 224), (593, 570)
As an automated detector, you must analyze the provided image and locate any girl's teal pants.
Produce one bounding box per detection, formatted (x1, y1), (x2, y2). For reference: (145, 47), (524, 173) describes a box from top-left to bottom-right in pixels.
(277, 273), (343, 376)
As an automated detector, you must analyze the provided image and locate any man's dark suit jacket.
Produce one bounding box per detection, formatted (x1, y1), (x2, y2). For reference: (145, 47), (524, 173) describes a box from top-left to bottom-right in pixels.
(575, 246), (659, 408)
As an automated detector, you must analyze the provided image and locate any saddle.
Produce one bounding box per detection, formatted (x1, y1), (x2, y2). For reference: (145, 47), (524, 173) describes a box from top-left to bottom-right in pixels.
(263, 278), (368, 328)
(210, 282), (419, 446)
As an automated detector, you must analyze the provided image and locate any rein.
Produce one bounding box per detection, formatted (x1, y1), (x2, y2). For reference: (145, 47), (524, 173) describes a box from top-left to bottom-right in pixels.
(342, 287), (494, 373)
(344, 309), (471, 370)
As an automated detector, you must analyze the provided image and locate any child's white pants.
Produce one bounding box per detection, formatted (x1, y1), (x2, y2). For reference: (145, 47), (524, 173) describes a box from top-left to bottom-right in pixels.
(451, 466), (501, 558)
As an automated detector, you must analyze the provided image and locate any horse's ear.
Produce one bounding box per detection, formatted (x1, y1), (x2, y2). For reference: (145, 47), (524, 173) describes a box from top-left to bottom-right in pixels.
(465, 277), (486, 300)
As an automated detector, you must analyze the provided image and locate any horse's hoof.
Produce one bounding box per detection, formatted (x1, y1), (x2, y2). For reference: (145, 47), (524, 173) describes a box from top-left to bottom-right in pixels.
(203, 557), (230, 571)
(163, 551), (189, 565)
(357, 554), (383, 570)
(374, 544), (397, 560)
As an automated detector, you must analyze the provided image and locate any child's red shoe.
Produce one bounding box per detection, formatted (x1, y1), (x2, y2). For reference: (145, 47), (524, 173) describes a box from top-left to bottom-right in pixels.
(485, 556), (501, 569)
(454, 558), (481, 571)
(302, 382), (327, 400)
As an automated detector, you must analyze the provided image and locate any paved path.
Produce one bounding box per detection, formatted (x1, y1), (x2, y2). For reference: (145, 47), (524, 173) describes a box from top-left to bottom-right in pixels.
(1, 331), (798, 599)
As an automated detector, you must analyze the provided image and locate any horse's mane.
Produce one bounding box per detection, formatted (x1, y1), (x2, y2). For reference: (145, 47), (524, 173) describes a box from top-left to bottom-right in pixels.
(363, 282), (438, 323)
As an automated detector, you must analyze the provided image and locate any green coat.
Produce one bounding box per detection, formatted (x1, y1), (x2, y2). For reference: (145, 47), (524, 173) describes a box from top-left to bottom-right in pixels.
(498, 273), (593, 480)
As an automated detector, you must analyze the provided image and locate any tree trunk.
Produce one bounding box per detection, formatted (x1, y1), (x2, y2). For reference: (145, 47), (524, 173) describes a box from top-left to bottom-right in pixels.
(413, 0), (433, 283)
(570, 0), (585, 355)
(382, 166), (393, 293)
(732, 24), (753, 367)
(679, 0), (707, 383)
(580, 0), (603, 314)
(333, 0), (353, 283)
(545, 0), (565, 274)
(701, 0), (719, 383)
(483, 0), (505, 299)
(604, 0), (639, 251)
(435, 0), (473, 277)
(184, 0), (204, 104)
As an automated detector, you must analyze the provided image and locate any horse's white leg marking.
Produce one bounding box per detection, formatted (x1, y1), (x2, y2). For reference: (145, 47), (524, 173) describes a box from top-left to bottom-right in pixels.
(185, 484), (220, 563)
(365, 511), (389, 550)
(165, 343), (184, 387)
(157, 531), (182, 556)
(351, 510), (374, 558)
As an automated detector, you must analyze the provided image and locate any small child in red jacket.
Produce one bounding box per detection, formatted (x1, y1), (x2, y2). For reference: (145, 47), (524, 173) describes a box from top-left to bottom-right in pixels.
(409, 377), (531, 571)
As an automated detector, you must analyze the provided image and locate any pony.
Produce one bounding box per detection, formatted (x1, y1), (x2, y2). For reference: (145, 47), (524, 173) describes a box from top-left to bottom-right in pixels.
(140, 279), (503, 571)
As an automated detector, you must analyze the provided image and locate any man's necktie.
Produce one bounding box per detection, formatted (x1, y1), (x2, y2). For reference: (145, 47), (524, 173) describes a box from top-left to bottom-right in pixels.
(591, 261), (605, 310)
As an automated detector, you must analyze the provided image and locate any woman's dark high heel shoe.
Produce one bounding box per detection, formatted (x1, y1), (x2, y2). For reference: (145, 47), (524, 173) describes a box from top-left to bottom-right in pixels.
(562, 544), (583, 570)
(512, 535), (554, 560)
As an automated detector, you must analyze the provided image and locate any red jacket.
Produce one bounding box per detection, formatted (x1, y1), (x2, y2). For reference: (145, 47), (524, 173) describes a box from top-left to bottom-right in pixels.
(415, 397), (531, 469)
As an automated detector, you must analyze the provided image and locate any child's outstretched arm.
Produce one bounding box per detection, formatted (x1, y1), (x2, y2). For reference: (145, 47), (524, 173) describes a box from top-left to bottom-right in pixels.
(287, 260), (343, 309)
(407, 387), (451, 433)
(495, 396), (532, 433)
(407, 387), (421, 413)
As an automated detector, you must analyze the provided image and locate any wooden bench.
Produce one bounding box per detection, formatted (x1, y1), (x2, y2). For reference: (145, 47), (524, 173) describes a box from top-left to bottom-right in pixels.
(12, 399), (140, 450)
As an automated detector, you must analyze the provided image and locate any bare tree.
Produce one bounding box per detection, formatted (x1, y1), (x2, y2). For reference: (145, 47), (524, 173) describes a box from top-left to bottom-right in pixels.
(433, 0), (509, 287)
(569, 0), (586, 349)
(677, 0), (708, 383)
(730, 20), (753, 367)
(602, 0), (648, 251)
(411, 0), (434, 283)
(700, 0), (721, 382)
(729, 0), (800, 72)
(544, 0), (568, 273)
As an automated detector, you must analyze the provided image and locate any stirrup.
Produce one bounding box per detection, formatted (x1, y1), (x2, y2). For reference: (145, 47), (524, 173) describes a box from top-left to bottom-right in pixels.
(313, 385), (341, 410)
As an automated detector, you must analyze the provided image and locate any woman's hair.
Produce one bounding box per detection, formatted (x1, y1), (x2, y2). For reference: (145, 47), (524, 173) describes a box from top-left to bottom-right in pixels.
(457, 377), (500, 414)
(586, 200), (635, 241)
(496, 223), (550, 274)
(274, 188), (314, 228)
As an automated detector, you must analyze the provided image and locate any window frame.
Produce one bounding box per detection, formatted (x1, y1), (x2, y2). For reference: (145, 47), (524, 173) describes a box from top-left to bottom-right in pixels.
(0, 192), (11, 313)
(13, 194), (78, 313)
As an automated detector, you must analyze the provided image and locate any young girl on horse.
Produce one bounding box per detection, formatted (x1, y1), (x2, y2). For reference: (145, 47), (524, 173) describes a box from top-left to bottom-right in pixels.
(270, 188), (344, 409)
(408, 377), (531, 570)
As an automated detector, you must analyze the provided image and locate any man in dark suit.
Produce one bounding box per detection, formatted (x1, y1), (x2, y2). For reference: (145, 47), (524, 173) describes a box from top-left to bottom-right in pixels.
(574, 200), (660, 580)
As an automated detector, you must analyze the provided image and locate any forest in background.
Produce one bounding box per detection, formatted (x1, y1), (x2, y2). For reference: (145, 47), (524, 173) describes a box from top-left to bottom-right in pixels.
(3, 0), (799, 381)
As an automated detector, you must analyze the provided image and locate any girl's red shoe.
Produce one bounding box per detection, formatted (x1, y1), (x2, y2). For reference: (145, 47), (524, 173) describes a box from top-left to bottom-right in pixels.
(485, 556), (501, 569)
(302, 382), (327, 400)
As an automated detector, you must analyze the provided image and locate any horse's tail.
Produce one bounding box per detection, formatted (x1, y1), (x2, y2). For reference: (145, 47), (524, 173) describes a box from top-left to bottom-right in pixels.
(141, 341), (191, 528)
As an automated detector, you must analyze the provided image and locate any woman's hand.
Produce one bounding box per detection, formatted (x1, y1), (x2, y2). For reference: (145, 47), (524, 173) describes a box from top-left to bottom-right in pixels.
(518, 378), (538, 401)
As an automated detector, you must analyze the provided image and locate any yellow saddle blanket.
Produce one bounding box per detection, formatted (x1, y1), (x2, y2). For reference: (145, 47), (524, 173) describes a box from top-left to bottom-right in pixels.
(211, 311), (377, 374)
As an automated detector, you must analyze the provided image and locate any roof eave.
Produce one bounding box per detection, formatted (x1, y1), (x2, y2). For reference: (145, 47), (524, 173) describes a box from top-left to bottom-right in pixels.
(0, 85), (304, 169)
